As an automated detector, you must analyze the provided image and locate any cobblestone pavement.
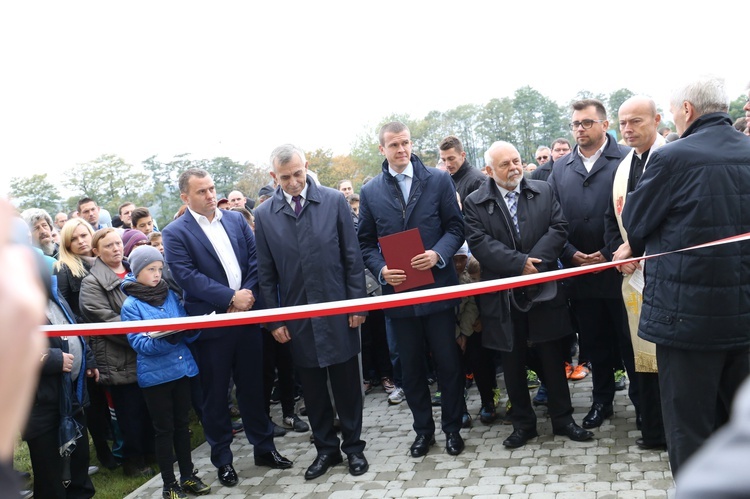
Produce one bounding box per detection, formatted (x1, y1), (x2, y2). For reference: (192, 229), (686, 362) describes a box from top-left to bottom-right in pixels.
(127, 374), (674, 498)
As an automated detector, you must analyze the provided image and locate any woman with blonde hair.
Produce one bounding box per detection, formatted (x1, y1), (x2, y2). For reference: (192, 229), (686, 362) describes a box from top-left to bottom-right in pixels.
(55, 220), (122, 471)
(54, 218), (96, 322)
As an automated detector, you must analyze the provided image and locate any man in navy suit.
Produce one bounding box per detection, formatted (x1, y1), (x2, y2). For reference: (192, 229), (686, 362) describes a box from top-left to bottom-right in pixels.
(162, 168), (292, 487)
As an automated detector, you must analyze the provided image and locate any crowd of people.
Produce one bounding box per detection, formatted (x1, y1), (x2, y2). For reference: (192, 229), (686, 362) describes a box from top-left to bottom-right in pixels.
(3, 75), (750, 499)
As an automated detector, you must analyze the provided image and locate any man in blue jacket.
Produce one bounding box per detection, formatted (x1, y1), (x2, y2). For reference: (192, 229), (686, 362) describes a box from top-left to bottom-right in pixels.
(622, 75), (750, 476)
(162, 168), (292, 487)
(358, 121), (465, 457)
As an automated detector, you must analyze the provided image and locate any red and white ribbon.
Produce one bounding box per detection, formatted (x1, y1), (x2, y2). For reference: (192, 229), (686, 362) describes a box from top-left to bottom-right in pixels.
(42, 232), (750, 337)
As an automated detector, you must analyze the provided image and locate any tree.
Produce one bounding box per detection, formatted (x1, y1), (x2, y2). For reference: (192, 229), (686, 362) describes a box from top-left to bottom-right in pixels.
(64, 154), (151, 213)
(205, 157), (247, 198)
(9, 173), (62, 215)
(234, 162), (272, 204)
(141, 154), (191, 228)
(607, 88), (636, 139)
(509, 87), (568, 162)
(729, 94), (748, 121)
(306, 148), (334, 186)
(476, 97), (516, 157)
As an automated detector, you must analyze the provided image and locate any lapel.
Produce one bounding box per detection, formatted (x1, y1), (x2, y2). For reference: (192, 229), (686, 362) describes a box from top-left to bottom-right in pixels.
(270, 176), (319, 219)
(183, 211), (221, 264)
(219, 213), (241, 258)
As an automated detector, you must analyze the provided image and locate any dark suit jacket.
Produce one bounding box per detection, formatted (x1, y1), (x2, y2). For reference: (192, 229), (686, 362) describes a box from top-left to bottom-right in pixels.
(162, 208), (260, 340)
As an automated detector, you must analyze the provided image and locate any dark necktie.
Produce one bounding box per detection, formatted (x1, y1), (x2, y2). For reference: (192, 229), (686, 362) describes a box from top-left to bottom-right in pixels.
(506, 191), (520, 236)
(292, 195), (303, 216)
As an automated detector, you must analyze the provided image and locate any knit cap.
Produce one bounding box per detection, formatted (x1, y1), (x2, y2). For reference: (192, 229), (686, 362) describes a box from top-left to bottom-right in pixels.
(122, 229), (148, 257)
(128, 245), (164, 278)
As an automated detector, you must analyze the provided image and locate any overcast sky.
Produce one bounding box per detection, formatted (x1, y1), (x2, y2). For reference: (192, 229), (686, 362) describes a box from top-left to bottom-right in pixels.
(1, 0), (746, 197)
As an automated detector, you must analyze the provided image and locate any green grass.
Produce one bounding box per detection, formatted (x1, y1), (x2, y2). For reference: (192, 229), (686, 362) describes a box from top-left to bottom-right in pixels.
(14, 410), (206, 498)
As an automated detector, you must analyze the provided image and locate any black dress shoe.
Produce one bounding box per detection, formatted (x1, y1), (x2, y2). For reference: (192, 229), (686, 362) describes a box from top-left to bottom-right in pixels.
(304, 453), (343, 480)
(410, 433), (436, 458)
(217, 464), (238, 487)
(582, 403), (614, 429)
(347, 452), (369, 476)
(502, 428), (539, 448)
(445, 432), (465, 456)
(254, 450), (293, 469)
(636, 438), (667, 450)
(553, 422), (594, 442)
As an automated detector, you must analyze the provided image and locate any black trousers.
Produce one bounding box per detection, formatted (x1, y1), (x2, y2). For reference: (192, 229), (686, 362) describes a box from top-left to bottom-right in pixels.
(191, 326), (274, 468)
(390, 308), (464, 435)
(361, 309), (393, 381)
(297, 354), (365, 456)
(262, 327), (296, 418)
(571, 297), (640, 411)
(462, 331), (496, 408)
(26, 411), (95, 499)
(656, 344), (749, 476)
(108, 382), (155, 465)
(142, 376), (194, 484)
(504, 310), (574, 432)
(84, 378), (117, 468)
(638, 372), (665, 444)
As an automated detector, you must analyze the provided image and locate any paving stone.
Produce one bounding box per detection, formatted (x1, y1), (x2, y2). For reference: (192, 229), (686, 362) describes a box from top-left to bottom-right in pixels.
(126, 375), (673, 498)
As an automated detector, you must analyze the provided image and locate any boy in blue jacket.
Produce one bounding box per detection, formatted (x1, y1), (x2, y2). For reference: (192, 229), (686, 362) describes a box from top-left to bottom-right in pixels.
(122, 246), (209, 499)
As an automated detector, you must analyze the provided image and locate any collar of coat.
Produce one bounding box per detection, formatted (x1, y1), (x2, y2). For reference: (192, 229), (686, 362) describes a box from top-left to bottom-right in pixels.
(451, 160), (472, 180)
(380, 153), (432, 181)
(269, 175), (322, 214)
(680, 112), (733, 139)
(561, 133), (626, 171)
(470, 176), (542, 206)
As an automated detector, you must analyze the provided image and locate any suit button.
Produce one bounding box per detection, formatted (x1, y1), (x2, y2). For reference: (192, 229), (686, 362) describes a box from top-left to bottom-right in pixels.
(583, 181), (590, 187)
(178, 356), (183, 360)
(584, 217), (590, 222)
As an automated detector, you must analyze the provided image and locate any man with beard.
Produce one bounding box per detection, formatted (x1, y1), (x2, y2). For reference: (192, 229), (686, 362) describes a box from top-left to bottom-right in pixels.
(21, 208), (59, 259)
(548, 99), (640, 430)
(464, 141), (593, 448)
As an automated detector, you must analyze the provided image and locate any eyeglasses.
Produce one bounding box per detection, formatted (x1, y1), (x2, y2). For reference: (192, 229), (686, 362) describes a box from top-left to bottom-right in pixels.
(535, 155), (549, 161)
(569, 119), (605, 130)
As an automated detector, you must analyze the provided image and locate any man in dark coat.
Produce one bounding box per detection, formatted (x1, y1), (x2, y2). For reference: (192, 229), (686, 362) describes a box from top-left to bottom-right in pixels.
(255, 144), (369, 480)
(622, 75), (750, 476)
(439, 135), (485, 208)
(162, 168), (292, 487)
(358, 121), (465, 458)
(464, 141), (593, 448)
(548, 99), (640, 430)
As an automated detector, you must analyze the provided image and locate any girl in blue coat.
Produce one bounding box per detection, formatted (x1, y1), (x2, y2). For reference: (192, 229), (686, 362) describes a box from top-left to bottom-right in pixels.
(122, 245), (209, 499)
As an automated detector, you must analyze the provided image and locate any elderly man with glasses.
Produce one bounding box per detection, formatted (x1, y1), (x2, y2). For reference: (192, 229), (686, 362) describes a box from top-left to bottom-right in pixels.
(548, 99), (641, 432)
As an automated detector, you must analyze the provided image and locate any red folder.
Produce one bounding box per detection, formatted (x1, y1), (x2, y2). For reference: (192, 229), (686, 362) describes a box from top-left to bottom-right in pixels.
(378, 228), (435, 292)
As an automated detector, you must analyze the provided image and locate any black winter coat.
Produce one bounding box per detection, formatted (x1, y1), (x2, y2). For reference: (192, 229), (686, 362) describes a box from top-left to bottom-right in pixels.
(548, 135), (630, 299)
(464, 177), (572, 351)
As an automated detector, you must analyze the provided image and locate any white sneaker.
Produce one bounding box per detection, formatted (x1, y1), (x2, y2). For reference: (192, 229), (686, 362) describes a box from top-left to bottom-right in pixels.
(388, 387), (405, 405)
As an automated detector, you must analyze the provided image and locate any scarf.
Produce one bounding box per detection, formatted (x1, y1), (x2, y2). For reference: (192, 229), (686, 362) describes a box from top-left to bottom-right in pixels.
(122, 279), (169, 307)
